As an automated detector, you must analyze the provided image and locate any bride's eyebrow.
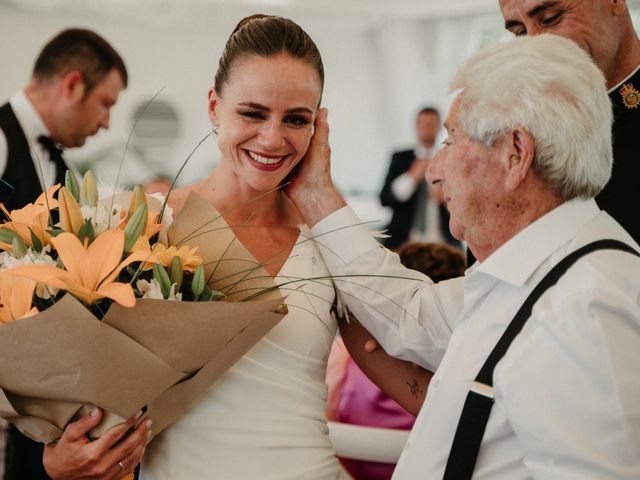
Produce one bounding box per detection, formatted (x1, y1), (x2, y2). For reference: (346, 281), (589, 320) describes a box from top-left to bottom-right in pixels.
(238, 102), (313, 115)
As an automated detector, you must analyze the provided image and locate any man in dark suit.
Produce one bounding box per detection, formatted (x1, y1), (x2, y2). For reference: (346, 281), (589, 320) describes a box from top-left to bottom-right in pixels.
(379, 107), (457, 250)
(0, 28), (148, 480)
(499, 0), (640, 244)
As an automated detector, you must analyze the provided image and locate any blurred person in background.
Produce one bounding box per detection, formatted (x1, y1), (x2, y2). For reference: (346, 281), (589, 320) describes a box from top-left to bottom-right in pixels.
(379, 108), (458, 250)
(0, 27), (146, 480)
(0, 28), (126, 212)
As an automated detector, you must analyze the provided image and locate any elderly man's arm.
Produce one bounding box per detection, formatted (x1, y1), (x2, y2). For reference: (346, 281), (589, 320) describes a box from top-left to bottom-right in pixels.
(288, 108), (462, 370)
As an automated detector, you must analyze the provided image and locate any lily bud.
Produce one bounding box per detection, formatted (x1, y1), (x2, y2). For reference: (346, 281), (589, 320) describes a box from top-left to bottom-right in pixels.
(152, 263), (172, 299)
(191, 264), (205, 300)
(79, 171), (98, 207)
(11, 236), (27, 259)
(127, 185), (147, 220)
(123, 204), (148, 253)
(169, 255), (183, 292)
(65, 171), (79, 201)
(58, 187), (84, 235)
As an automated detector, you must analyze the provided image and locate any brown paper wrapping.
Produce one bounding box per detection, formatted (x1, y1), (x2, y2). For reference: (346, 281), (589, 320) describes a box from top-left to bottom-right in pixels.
(0, 191), (286, 443)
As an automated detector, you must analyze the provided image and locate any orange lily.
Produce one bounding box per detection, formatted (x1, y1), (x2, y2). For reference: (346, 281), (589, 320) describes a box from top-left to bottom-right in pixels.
(129, 237), (201, 273)
(34, 184), (61, 209)
(57, 187), (84, 235)
(8, 229), (151, 308)
(0, 273), (38, 324)
(0, 185), (61, 249)
(150, 242), (202, 273)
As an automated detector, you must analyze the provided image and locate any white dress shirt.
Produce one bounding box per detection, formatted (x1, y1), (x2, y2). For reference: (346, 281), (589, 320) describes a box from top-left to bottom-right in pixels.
(0, 90), (57, 189)
(312, 198), (640, 479)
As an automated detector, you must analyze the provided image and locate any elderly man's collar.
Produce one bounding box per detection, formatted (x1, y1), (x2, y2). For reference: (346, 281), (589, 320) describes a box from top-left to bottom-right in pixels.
(473, 199), (601, 286)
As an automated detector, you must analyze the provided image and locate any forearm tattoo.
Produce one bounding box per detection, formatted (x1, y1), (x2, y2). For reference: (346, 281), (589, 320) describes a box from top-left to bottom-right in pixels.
(407, 379), (423, 398)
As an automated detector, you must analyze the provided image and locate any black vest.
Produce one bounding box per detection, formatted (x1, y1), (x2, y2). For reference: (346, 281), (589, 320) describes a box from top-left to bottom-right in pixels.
(0, 102), (65, 211)
(596, 68), (640, 243)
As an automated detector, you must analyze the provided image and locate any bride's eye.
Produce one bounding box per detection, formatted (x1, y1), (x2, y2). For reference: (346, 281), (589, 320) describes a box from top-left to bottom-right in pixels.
(240, 111), (265, 120)
(285, 115), (311, 127)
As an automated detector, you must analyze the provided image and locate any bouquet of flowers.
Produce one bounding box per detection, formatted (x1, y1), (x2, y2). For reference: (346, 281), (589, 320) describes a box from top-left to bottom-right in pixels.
(0, 171), (286, 445)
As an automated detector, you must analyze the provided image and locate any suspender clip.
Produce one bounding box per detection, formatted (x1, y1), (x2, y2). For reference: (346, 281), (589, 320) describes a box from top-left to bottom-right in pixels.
(470, 381), (495, 399)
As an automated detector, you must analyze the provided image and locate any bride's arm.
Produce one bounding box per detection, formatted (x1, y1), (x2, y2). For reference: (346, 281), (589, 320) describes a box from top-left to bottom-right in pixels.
(337, 314), (431, 417)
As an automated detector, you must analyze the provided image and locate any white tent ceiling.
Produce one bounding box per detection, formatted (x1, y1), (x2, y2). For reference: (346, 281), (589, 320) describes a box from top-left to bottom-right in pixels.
(1, 0), (500, 27)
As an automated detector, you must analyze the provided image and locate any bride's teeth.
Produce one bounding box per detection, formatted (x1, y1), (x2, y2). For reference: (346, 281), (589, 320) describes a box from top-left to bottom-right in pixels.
(248, 151), (284, 165)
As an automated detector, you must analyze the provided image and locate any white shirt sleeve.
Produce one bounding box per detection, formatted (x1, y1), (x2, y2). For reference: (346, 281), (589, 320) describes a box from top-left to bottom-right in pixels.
(0, 129), (8, 178)
(311, 206), (463, 370)
(390, 172), (418, 202)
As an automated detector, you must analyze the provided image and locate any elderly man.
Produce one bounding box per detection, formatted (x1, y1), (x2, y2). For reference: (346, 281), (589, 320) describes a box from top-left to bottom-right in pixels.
(498, 0), (640, 243)
(288, 34), (640, 479)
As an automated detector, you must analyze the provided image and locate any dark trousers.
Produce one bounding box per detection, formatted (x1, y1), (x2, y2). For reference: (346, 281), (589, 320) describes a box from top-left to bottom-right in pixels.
(4, 424), (50, 479)
(4, 424), (142, 479)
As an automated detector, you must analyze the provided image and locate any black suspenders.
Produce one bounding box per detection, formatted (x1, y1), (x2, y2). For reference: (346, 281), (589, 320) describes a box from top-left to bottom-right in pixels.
(443, 239), (640, 479)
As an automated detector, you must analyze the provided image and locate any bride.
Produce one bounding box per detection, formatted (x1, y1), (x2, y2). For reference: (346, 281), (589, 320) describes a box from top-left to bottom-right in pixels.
(140, 14), (349, 479)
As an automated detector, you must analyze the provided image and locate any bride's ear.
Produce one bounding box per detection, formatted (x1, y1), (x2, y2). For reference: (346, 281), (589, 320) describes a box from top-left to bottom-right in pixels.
(208, 87), (220, 125)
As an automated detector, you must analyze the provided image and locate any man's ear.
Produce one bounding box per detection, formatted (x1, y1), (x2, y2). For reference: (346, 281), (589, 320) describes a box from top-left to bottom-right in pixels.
(208, 87), (220, 126)
(60, 70), (86, 102)
(504, 128), (534, 190)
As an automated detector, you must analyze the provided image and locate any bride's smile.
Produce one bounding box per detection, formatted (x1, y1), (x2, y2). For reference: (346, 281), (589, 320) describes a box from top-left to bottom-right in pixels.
(208, 52), (322, 193)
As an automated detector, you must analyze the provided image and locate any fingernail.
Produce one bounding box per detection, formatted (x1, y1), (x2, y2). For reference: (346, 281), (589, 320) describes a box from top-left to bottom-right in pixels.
(90, 407), (99, 417)
(145, 419), (153, 428)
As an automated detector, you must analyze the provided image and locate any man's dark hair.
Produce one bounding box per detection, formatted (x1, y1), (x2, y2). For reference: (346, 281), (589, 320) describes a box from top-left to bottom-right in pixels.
(418, 106), (440, 119)
(33, 28), (128, 93)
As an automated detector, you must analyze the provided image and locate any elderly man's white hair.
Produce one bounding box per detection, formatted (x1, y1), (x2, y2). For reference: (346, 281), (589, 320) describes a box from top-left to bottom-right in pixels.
(451, 34), (612, 200)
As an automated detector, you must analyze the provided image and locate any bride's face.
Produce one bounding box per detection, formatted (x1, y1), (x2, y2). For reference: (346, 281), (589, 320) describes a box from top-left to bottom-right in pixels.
(209, 53), (322, 192)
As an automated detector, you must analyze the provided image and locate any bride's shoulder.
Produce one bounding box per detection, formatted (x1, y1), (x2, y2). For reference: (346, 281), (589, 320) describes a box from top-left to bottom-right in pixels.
(166, 185), (194, 213)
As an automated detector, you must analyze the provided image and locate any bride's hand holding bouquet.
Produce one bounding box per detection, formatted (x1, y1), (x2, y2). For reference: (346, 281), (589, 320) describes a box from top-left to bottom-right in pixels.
(0, 170), (287, 478)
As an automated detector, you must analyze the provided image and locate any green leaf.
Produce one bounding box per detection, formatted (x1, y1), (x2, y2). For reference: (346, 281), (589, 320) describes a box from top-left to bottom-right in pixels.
(65, 170), (79, 201)
(46, 227), (65, 238)
(29, 228), (43, 252)
(199, 287), (224, 302)
(77, 219), (95, 245)
(0, 227), (20, 245)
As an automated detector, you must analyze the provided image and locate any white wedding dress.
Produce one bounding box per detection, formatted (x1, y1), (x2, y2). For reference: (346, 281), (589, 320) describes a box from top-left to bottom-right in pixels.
(141, 227), (348, 479)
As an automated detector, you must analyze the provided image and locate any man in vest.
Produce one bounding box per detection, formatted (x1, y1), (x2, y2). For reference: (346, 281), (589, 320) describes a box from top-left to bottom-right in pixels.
(1, 28), (150, 480)
(287, 34), (640, 479)
(0, 28), (126, 211)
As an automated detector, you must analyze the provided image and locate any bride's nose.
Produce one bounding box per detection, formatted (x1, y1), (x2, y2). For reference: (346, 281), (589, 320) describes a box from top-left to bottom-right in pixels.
(258, 121), (286, 151)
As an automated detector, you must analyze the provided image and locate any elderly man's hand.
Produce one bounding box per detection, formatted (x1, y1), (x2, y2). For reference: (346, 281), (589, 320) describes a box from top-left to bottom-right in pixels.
(43, 408), (151, 480)
(285, 108), (345, 227)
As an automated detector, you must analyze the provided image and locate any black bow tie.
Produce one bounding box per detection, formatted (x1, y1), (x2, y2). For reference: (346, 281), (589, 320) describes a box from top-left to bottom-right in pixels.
(37, 135), (63, 158)
(37, 135), (68, 186)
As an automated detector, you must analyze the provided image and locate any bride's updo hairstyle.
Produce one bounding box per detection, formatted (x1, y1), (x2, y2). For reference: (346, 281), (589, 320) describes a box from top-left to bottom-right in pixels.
(214, 14), (324, 100)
